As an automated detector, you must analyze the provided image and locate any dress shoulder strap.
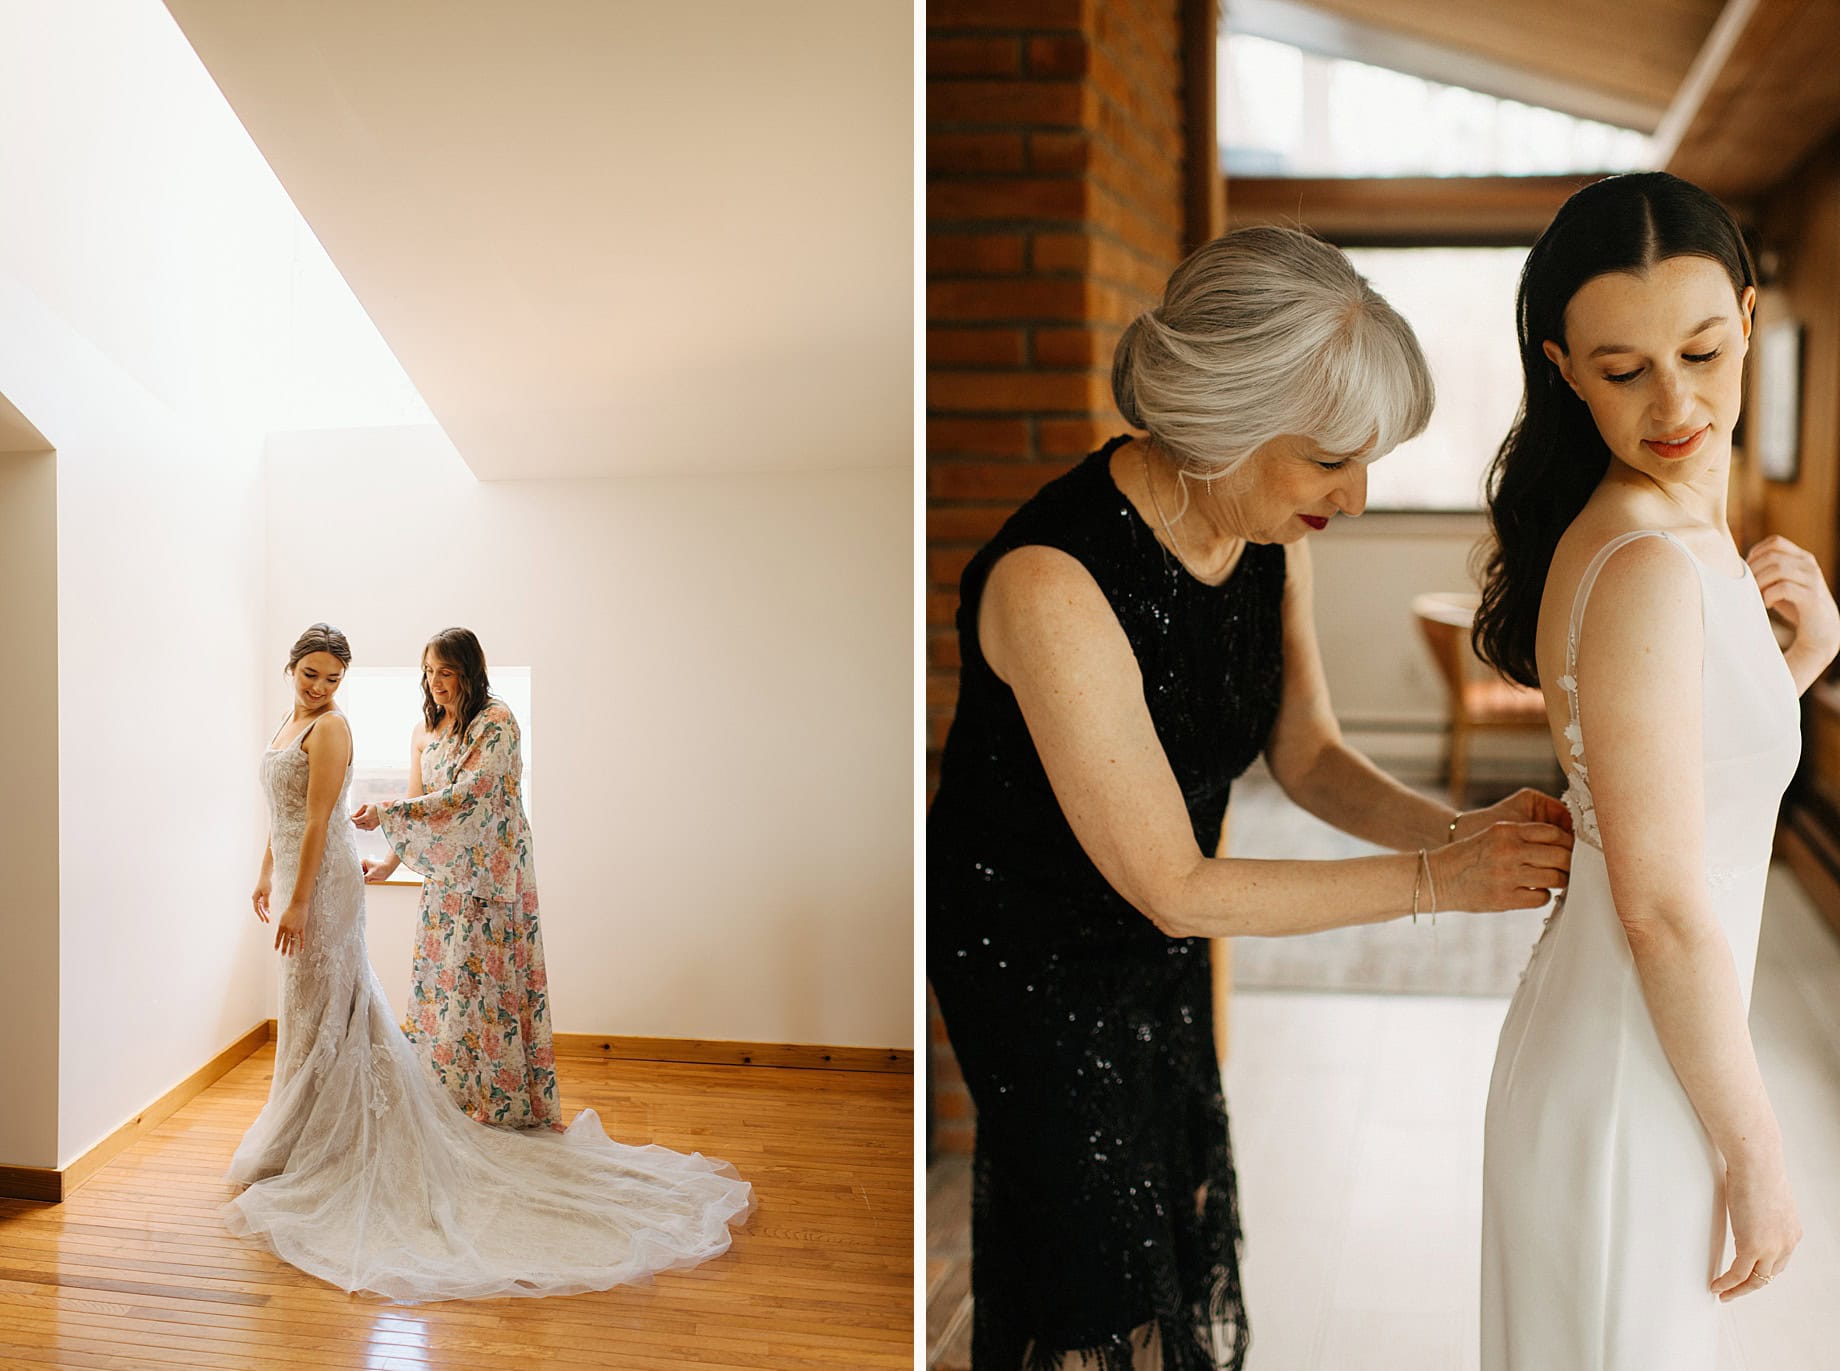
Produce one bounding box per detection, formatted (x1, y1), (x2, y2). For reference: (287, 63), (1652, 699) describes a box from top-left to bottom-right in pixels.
(1566, 529), (1694, 669)
(290, 709), (347, 752)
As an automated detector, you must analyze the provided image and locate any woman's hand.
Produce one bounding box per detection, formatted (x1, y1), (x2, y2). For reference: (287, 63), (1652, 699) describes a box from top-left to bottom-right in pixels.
(1426, 821), (1572, 912)
(1712, 1149), (1800, 1300)
(252, 875), (272, 923)
(362, 856), (400, 883)
(274, 901), (308, 956)
(1454, 787), (1573, 842)
(1749, 534), (1840, 690)
(351, 803), (382, 832)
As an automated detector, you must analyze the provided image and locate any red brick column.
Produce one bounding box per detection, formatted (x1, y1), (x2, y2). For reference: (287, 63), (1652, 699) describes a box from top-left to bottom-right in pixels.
(926, 0), (1194, 1155)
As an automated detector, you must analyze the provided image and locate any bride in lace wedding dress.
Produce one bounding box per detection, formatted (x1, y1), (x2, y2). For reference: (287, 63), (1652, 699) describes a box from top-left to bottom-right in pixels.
(1471, 174), (1836, 1368)
(227, 624), (751, 1302)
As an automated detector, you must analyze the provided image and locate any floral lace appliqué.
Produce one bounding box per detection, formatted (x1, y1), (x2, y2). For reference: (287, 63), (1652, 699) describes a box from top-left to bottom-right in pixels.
(367, 1043), (394, 1119)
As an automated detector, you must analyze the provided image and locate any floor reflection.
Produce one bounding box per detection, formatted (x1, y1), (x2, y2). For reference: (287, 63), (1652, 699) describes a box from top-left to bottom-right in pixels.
(363, 1309), (433, 1368)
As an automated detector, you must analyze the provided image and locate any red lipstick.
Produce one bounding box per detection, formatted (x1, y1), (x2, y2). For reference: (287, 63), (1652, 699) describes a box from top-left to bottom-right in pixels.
(1300, 514), (1328, 530)
(1643, 425), (1709, 460)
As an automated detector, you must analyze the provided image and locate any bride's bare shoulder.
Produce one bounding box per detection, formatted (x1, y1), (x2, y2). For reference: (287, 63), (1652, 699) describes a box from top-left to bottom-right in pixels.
(1541, 512), (1620, 615)
(1549, 494), (1688, 592)
(1535, 505), (1681, 662)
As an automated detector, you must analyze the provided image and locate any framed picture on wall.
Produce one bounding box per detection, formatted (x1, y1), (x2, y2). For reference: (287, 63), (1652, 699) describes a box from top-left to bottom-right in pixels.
(1756, 319), (1803, 483)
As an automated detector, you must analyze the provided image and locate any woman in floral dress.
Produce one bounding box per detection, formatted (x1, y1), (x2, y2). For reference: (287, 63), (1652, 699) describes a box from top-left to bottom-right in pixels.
(354, 627), (559, 1130)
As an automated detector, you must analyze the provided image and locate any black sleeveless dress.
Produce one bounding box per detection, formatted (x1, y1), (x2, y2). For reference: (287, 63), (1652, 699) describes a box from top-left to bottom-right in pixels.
(928, 437), (1285, 1370)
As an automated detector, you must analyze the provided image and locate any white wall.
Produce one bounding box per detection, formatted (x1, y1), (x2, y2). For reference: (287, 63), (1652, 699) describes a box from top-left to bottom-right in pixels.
(0, 444), (59, 1168)
(1309, 512), (1555, 776)
(1310, 512), (1487, 727)
(0, 0), (309, 1168)
(265, 427), (913, 1048)
(0, 282), (274, 1170)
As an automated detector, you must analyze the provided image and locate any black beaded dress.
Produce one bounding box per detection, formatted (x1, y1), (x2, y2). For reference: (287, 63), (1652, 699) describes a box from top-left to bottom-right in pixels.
(929, 437), (1285, 1370)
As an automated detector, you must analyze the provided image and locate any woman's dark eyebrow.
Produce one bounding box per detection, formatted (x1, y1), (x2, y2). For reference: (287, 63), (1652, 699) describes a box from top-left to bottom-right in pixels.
(1587, 315), (1727, 359)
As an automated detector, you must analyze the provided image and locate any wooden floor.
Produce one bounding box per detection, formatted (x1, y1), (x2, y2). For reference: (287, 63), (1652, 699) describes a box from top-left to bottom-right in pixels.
(0, 1045), (913, 1370)
(928, 863), (1840, 1370)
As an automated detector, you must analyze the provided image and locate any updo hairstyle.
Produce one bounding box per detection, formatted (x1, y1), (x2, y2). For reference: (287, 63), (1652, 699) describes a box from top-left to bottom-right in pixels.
(1110, 225), (1435, 478)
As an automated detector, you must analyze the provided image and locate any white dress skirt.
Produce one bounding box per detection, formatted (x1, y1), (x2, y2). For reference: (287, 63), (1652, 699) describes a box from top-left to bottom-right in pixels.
(224, 715), (752, 1302)
(1481, 530), (1801, 1369)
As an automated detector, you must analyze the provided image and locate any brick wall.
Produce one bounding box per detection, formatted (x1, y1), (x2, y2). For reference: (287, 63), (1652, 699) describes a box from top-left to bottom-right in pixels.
(926, 0), (1198, 1156)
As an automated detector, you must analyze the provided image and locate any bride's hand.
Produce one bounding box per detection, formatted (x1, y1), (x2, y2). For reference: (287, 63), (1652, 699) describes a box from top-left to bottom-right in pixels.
(1426, 821), (1572, 913)
(351, 803), (382, 832)
(1455, 787), (1574, 841)
(275, 901), (308, 957)
(1712, 1149), (1800, 1300)
(252, 876), (272, 923)
(1749, 535), (1840, 677)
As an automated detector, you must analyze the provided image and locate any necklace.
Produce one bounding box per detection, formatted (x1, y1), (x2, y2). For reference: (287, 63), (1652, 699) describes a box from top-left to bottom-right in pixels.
(1147, 443), (1244, 582)
(1143, 443), (1194, 576)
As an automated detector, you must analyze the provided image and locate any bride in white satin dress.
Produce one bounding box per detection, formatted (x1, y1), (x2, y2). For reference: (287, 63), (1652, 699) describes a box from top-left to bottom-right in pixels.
(229, 623), (751, 1302)
(1472, 173), (1837, 1368)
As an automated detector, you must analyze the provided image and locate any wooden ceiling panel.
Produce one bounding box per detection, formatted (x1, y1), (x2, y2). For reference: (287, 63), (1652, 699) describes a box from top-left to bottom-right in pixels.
(1659, 0), (1840, 200)
(1288, 0), (1720, 109)
(1231, 0), (1725, 131)
(1226, 175), (1598, 245)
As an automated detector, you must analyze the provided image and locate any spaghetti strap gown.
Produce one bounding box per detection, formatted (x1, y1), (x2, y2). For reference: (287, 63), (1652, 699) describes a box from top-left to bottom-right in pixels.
(930, 438), (1282, 1370)
(224, 713), (752, 1302)
(1480, 530), (1801, 1368)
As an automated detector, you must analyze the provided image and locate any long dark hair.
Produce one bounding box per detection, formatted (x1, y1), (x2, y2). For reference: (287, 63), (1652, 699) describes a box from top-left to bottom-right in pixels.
(1472, 172), (1755, 686)
(421, 626), (494, 740)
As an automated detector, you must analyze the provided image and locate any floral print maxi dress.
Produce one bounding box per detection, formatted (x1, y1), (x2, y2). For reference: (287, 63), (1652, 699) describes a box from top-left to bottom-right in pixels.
(378, 701), (561, 1129)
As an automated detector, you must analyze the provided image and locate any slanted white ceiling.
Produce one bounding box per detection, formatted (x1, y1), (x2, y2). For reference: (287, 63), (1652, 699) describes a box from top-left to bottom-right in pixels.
(0, 390), (50, 453)
(164, 1), (913, 480)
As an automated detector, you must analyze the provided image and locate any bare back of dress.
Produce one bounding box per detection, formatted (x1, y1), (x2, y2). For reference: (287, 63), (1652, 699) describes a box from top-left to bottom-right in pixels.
(225, 719), (751, 1302)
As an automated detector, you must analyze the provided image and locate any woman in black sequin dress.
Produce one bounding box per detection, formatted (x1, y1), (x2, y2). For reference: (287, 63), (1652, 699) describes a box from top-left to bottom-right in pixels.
(927, 228), (1576, 1370)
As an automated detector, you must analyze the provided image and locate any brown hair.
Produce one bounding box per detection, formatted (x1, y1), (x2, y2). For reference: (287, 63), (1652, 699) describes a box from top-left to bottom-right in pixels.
(421, 626), (493, 740)
(286, 622), (352, 673)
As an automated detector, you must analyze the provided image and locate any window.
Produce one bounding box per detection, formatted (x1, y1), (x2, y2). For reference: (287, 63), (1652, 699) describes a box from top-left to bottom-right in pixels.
(1220, 34), (1651, 179)
(340, 666), (535, 885)
(1348, 247), (1528, 512)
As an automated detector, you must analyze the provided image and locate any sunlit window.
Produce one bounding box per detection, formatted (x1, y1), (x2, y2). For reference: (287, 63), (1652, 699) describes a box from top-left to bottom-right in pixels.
(341, 665), (535, 884)
(1219, 34), (1651, 178)
(1350, 247), (1527, 511)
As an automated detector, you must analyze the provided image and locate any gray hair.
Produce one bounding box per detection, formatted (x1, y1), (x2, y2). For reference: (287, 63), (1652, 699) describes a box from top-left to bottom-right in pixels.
(1111, 226), (1435, 475)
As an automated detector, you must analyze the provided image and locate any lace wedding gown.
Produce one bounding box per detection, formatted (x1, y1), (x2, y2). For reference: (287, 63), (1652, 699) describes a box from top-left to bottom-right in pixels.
(224, 717), (752, 1302)
(1481, 530), (1801, 1368)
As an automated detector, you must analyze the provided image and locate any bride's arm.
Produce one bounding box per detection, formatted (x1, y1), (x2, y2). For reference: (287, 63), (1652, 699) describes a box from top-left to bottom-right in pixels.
(979, 545), (1570, 938)
(1580, 536), (1799, 1297)
(281, 716), (354, 940)
(1261, 539), (1568, 849)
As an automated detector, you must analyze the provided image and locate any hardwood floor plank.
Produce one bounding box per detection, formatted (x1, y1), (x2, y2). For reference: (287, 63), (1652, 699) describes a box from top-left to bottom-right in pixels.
(0, 1043), (912, 1369)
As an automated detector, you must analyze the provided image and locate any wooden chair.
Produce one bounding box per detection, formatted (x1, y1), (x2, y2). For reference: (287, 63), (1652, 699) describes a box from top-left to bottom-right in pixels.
(1412, 592), (1550, 806)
